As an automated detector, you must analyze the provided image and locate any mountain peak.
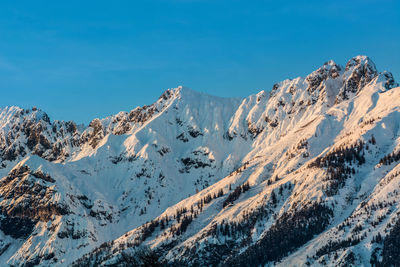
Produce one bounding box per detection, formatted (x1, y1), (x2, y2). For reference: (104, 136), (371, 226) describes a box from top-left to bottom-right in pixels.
(322, 59), (341, 68)
(0, 106), (51, 124)
(344, 55), (378, 79)
(175, 85), (200, 97)
(334, 55), (380, 102)
(305, 60), (342, 94)
(159, 86), (204, 101)
(345, 55), (376, 70)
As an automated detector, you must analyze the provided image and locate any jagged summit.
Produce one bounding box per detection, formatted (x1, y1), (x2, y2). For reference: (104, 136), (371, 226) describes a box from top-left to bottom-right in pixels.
(0, 106), (50, 123)
(0, 56), (395, 164)
(2, 55), (394, 131)
(305, 59), (342, 95)
(336, 55), (379, 101)
(345, 55), (377, 73)
(269, 56), (396, 109)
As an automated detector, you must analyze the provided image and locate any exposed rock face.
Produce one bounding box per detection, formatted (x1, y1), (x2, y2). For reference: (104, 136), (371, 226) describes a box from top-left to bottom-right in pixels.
(0, 165), (69, 222)
(0, 107), (80, 162)
(336, 56), (379, 102)
(85, 119), (105, 149)
(306, 60), (342, 93)
(0, 214), (35, 239)
(380, 70), (398, 90)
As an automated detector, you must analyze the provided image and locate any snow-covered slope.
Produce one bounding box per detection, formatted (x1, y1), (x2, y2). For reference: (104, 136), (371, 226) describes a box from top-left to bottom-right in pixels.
(0, 56), (399, 266)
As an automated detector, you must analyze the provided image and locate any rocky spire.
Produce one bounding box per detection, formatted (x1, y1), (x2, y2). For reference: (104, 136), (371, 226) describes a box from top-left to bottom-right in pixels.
(336, 55), (379, 102)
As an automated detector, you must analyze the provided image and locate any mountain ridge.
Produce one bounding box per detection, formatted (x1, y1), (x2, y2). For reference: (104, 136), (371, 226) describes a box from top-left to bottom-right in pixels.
(0, 55), (399, 266)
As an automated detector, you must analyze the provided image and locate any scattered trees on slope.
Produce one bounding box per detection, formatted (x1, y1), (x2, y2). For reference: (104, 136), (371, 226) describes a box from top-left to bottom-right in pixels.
(223, 203), (333, 267)
(309, 140), (366, 196)
(379, 150), (400, 166)
(223, 182), (250, 208)
(371, 217), (400, 267)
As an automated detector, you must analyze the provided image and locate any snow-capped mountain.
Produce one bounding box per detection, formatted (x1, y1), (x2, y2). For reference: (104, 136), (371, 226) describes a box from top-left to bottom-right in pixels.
(0, 55), (399, 266)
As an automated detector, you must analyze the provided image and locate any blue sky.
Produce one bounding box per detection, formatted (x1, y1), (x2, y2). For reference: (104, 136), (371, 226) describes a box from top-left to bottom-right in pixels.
(0, 0), (399, 124)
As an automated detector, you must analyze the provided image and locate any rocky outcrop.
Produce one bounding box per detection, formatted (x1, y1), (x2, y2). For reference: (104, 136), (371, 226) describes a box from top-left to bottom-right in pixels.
(306, 60), (342, 93)
(0, 165), (69, 222)
(336, 56), (379, 102)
